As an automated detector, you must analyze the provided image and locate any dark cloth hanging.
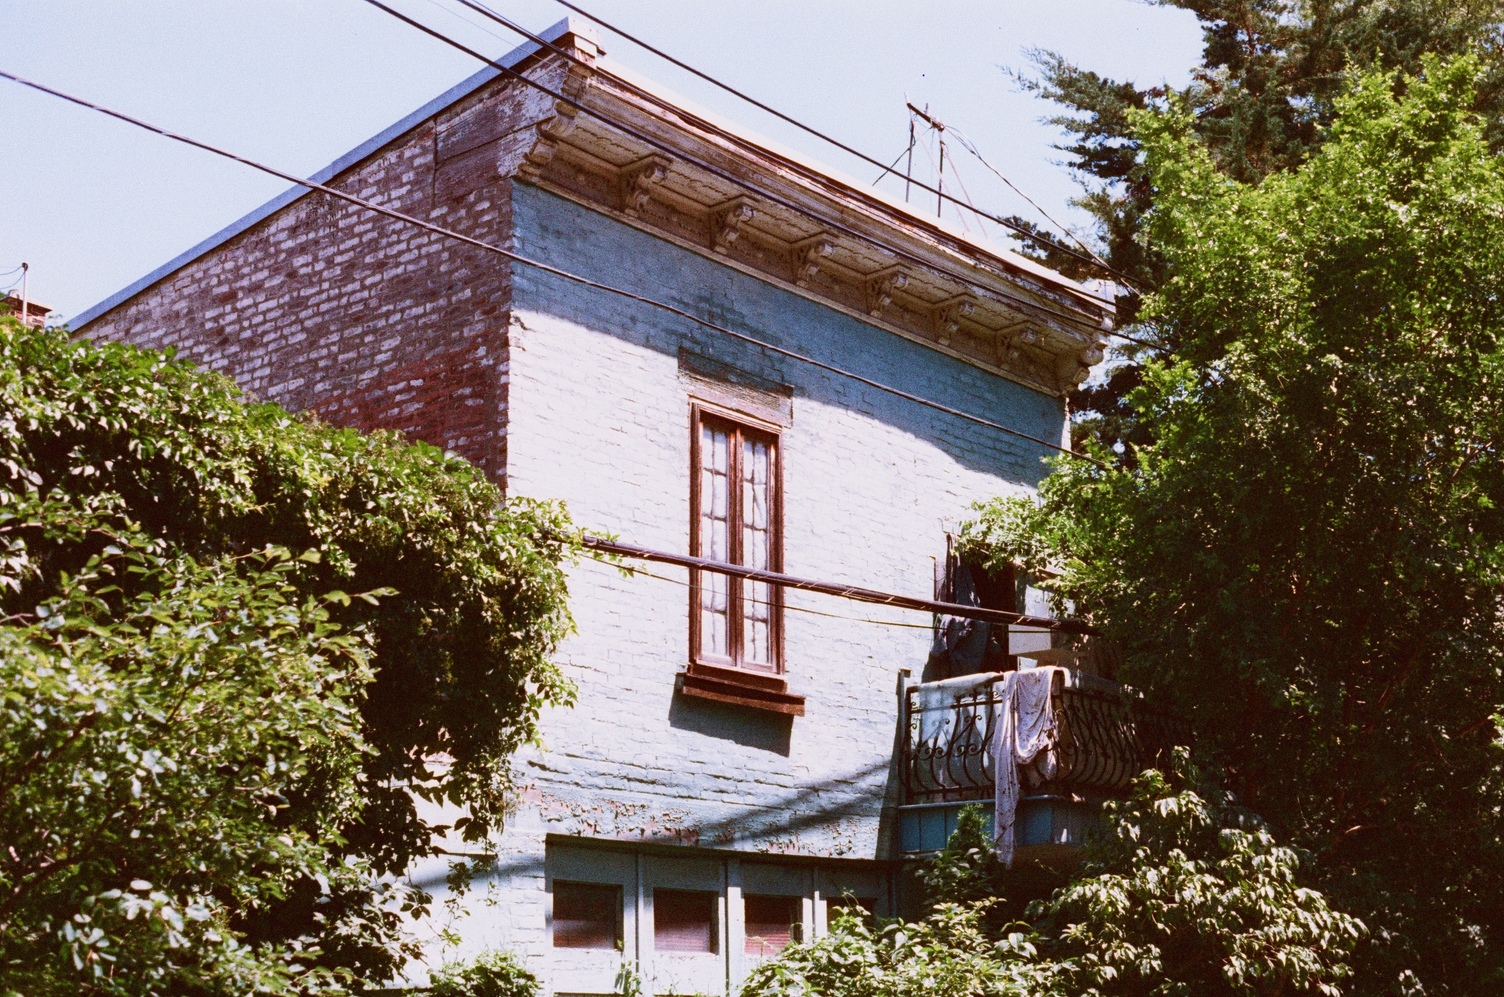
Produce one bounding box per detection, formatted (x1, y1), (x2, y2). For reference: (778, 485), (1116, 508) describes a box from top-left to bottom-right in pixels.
(929, 559), (1010, 677)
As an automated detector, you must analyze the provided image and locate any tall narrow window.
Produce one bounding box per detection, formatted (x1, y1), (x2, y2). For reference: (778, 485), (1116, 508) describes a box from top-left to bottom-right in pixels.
(692, 409), (781, 673)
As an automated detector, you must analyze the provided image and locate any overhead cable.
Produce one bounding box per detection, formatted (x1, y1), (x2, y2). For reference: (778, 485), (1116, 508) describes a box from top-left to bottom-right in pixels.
(540, 0), (1141, 290)
(576, 555), (940, 632)
(368, 0), (1119, 331)
(0, 68), (1105, 467)
(907, 101), (1116, 279)
(581, 535), (1093, 633)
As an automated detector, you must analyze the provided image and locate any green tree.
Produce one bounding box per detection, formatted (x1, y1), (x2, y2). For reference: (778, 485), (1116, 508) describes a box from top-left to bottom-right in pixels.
(968, 56), (1504, 993)
(0, 321), (579, 991)
(1011, 1), (1504, 451)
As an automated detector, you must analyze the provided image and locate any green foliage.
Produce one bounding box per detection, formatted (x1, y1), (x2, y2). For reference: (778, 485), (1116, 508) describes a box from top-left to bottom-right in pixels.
(957, 497), (1067, 614)
(427, 951), (539, 997)
(917, 805), (1000, 908)
(1032, 754), (1363, 996)
(969, 57), (1504, 992)
(1026, 0), (1504, 284)
(0, 540), (374, 995)
(0, 321), (579, 991)
(740, 903), (1052, 997)
(744, 760), (1358, 997)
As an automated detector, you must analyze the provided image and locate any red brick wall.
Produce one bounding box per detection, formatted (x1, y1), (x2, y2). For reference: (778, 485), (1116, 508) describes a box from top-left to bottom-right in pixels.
(84, 60), (566, 486)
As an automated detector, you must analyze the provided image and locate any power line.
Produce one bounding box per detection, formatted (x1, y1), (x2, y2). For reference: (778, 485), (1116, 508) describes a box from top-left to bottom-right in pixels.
(541, 0), (1140, 290)
(371, 5), (1170, 368)
(871, 138), (914, 187)
(577, 555), (939, 632)
(907, 101), (1116, 279)
(375, 0), (1118, 331)
(581, 535), (1090, 632)
(0, 68), (1105, 468)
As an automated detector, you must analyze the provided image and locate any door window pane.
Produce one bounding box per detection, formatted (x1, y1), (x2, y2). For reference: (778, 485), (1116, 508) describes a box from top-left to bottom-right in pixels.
(741, 437), (773, 668)
(744, 894), (801, 956)
(553, 881), (621, 950)
(654, 889), (718, 954)
(698, 423), (732, 659)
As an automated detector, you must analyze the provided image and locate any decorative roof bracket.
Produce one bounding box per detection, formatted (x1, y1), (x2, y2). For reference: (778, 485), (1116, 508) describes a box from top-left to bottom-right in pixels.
(619, 154), (671, 218)
(711, 196), (756, 255)
(933, 294), (978, 347)
(864, 266), (909, 318)
(792, 235), (834, 288)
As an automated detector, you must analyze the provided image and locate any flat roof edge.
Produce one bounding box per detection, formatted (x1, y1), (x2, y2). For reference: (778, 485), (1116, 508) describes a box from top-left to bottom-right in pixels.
(72, 16), (586, 330)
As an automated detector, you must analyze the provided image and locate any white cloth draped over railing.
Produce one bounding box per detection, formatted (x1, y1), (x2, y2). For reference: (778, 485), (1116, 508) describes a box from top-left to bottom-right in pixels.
(991, 668), (1061, 868)
(908, 668), (1064, 867)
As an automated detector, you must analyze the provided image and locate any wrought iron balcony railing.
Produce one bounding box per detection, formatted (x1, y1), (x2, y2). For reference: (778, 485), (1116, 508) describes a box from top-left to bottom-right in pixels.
(900, 669), (1185, 808)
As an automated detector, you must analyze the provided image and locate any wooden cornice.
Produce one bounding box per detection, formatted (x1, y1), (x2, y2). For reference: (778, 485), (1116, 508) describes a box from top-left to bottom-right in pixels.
(500, 36), (1112, 397)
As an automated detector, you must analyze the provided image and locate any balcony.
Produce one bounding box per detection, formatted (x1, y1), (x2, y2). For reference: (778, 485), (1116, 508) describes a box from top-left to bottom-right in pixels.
(897, 668), (1184, 862)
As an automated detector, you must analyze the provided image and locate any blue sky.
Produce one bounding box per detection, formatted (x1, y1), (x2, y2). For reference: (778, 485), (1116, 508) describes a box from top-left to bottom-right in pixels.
(1, 1), (1205, 320)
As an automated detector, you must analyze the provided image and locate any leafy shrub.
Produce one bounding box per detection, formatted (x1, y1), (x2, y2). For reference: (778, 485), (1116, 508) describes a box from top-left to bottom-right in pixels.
(0, 319), (580, 991)
(428, 951), (538, 997)
(1030, 753), (1364, 995)
(743, 755), (1361, 997)
(741, 903), (1051, 997)
(917, 804), (999, 907)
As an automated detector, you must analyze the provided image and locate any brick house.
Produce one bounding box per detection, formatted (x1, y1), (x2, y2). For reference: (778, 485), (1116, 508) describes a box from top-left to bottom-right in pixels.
(76, 19), (1121, 994)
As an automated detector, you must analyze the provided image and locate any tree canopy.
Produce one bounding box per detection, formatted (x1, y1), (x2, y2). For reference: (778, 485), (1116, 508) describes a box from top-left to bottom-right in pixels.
(0, 321), (579, 992)
(1011, 1), (1504, 451)
(965, 56), (1504, 993)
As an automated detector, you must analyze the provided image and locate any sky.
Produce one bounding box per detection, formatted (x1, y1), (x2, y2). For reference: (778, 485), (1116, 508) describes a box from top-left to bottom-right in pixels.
(0, 1), (1207, 322)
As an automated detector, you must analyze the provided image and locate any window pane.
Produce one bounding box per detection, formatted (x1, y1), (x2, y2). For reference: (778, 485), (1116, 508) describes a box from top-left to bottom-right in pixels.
(741, 437), (773, 667)
(699, 424), (731, 658)
(553, 881), (621, 950)
(654, 889), (718, 953)
(744, 894), (800, 956)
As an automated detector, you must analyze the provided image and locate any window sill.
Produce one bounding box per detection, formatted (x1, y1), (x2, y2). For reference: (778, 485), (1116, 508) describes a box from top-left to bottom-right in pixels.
(676, 663), (805, 716)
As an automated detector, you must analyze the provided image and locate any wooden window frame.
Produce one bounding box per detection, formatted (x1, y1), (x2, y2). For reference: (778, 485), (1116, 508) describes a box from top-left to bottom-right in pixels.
(688, 403), (784, 675)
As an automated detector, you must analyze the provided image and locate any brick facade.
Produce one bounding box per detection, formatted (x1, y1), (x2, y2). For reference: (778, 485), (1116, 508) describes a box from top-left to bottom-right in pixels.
(82, 64), (571, 483)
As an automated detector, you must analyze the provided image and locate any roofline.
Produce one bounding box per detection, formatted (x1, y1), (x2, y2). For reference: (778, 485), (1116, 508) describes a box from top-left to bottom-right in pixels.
(594, 55), (1110, 310)
(74, 14), (1109, 330)
(72, 16), (589, 330)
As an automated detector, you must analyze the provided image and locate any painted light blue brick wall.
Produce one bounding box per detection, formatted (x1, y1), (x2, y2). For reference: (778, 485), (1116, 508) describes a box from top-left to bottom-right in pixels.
(407, 185), (1071, 989)
(501, 183), (1065, 858)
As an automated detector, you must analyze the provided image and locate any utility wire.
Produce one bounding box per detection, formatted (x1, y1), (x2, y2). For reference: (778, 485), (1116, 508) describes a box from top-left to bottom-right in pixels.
(578, 555), (939, 632)
(381, 0), (1118, 329)
(948, 123), (1116, 278)
(0, 68), (1105, 468)
(871, 140), (913, 187)
(542, 0), (1142, 291)
(382, 3), (1167, 358)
